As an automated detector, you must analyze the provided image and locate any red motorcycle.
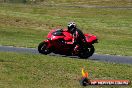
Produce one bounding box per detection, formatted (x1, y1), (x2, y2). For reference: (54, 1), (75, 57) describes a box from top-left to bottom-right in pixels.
(38, 29), (98, 58)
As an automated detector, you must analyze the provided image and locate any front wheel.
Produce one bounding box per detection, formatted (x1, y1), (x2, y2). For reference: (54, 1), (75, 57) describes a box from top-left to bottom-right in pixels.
(38, 42), (51, 55)
(78, 45), (95, 58)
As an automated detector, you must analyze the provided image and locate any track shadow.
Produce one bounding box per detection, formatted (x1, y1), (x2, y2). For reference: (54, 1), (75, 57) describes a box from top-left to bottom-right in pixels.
(48, 53), (90, 59)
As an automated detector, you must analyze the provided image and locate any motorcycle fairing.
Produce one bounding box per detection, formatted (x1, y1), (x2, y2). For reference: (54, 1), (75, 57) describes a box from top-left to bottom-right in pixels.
(85, 34), (98, 43)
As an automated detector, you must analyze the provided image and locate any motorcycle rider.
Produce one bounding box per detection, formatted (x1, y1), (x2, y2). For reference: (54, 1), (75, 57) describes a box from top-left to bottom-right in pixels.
(66, 22), (87, 54)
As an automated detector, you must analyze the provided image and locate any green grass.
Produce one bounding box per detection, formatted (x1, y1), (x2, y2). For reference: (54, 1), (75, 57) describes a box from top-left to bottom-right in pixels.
(0, 25), (48, 48)
(48, 0), (132, 6)
(0, 3), (132, 56)
(3, 0), (132, 6)
(0, 52), (132, 88)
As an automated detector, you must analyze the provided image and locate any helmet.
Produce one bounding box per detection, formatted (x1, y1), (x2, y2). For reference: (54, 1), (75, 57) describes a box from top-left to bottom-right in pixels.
(67, 22), (76, 33)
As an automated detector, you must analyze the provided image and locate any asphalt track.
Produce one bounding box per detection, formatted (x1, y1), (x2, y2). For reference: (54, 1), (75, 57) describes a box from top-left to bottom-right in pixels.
(0, 46), (132, 64)
(64, 5), (132, 9)
(47, 4), (132, 9)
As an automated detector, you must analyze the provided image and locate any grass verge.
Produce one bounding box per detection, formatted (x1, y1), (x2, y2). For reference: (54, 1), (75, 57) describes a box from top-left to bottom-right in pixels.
(0, 52), (132, 88)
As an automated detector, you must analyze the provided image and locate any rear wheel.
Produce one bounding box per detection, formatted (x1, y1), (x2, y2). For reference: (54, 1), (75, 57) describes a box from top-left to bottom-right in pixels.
(38, 42), (51, 55)
(78, 45), (95, 58)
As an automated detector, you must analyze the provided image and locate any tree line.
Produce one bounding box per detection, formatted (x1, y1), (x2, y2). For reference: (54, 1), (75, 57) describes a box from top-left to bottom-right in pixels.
(0, 0), (46, 3)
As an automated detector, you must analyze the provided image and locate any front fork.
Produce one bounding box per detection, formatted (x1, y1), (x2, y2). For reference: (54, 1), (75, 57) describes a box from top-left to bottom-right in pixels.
(44, 39), (52, 48)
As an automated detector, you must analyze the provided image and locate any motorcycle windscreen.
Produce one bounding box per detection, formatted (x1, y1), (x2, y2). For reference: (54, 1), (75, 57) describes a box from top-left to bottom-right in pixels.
(52, 29), (64, 36)
(52, 31), (64, 36)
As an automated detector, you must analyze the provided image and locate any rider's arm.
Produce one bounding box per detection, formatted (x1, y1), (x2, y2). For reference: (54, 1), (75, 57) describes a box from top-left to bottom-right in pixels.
(66, 37), (75, 44)
(77, 29), (86, 42)
(66, 32), (77, 44)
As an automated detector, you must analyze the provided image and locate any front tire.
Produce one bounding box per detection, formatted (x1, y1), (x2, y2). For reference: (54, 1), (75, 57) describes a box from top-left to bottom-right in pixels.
(78, 45), (95, 58)
(38, 42), (51, 55)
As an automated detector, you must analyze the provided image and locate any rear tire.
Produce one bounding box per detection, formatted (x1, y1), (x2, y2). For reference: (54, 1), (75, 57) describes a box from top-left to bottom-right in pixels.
(78, 45), (95, 58)
(38, 42), (51, 55)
